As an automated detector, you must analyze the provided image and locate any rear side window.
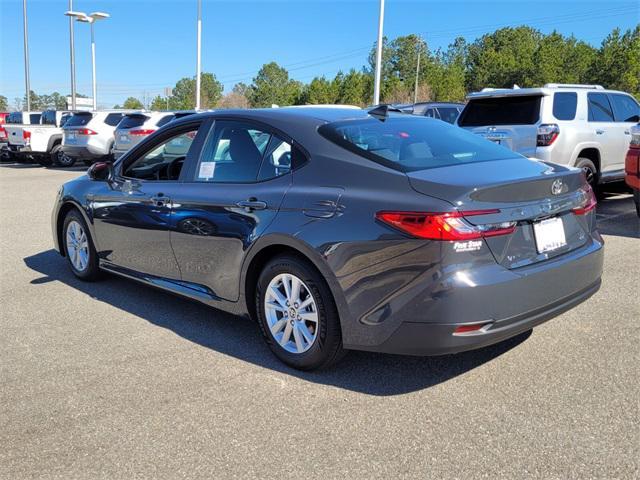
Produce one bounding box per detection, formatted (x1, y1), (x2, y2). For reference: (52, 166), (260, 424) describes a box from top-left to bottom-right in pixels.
(117, 114), (148, 130)
(609, 94), (640, 122)
(437, 107), (461, 124)
(155, 115), (175, 128)
(41, 111), (57, 125)
(6, 112), (23, 124)
(29, 114), (41, 124)
(552, 92), (577, 121)
(588, 93), (614, 122)
(458, 95), (541, 126)
(104, 113), (125, 126)
(319, 116), (516, 173)
(65, 113), (93, 127)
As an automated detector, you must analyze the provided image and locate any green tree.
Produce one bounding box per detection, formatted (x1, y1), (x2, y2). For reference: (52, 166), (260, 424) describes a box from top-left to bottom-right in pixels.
(162, 72), (223, 110)
(249, 62), (302, 107)
(0, 95), (7, 111)
(590, 26), (640, 98)
(123, 97), (144, 109)
(302, 76), (336, 104)
(150, 95), (168, 111)
(337, 69), (370, 106)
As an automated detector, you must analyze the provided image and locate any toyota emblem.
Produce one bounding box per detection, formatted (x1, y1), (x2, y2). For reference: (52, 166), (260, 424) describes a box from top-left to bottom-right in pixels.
(551, 179), (563, 195)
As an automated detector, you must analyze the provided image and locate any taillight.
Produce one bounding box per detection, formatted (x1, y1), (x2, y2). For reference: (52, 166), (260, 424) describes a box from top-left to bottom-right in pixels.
(0, 127), (6, 140)
(23, 130), (31, 142)
(537, 123), (559, 146)
(375, 210), (516, 241)
(129, 129), (156, 136)
(572, 184), (597, 215)
(74, 128), (97, 135)
(630, 124), (640, 148)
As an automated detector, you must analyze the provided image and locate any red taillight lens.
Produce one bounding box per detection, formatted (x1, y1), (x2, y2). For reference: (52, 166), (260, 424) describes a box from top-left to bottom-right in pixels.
(537, 123), (559, 146)
(74, 128), (97, 135)
(453, 322), (491, 335)
(0, 127), (6, 140)
(23, 130), (31, 141)
(129, 129), (156, 136)
(375, 210), (516, 240)
(572, 184), (597, 215)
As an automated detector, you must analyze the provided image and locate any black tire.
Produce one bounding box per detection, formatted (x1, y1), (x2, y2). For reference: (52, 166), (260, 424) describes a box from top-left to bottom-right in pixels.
(634, 189), (640, 218)
(62, 209), (101, 281)
(53, 145), (76, 167)
(575, 157), (598, 189)
(255, 255), (345, 370)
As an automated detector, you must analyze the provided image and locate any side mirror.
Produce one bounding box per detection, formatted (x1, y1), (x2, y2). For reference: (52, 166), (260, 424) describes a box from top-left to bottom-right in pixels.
(87, 161), (113, 181)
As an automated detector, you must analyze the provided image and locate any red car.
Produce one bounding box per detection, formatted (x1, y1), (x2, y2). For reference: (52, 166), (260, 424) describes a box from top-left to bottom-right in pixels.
(0, 112), (10, 161)
(625, 123), (640, 217)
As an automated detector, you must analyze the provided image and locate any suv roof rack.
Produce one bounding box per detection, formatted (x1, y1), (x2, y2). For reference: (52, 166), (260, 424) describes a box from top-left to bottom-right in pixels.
(543, 83), (604, 90)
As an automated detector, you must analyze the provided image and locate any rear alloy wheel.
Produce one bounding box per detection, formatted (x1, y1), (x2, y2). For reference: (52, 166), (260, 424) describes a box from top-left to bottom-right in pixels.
(63, 210), (100, 280)
(53, 145), (76, 168)
(575, 157), (598, 189)
(256, 255), (345, 370)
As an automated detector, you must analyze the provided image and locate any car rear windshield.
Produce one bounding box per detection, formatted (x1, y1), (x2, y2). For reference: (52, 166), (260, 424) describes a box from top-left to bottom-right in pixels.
(458, 95), (541, 126)
(117, 114), (148, 130)
(319, 116), (517, 172)
(6, 112), (23, 124)
(65, 113), (93, 127)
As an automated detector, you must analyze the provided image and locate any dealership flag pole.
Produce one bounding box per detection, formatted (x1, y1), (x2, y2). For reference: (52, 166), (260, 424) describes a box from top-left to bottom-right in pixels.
(22, 0), (31, 111)
(68, 0), (77, 110)
(373, 0), (385, 106)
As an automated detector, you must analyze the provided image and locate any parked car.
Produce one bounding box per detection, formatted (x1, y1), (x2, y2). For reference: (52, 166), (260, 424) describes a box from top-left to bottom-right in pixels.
(0, 112), (9, 161)
(411, 102), (464, 124)
(51, 107), (603, 370)
(4, 111), (42, 161)
(625, 123), (640, 216)
(113, 110), (197, 159)
(61, 110), (132, 166)
(457, 84), (640, 189)
(3, 110), (73, 166)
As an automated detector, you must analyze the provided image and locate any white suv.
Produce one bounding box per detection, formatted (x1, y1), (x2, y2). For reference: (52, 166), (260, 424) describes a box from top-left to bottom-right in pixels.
(457, 84), (640, 187)
(62, 110), (134, 166)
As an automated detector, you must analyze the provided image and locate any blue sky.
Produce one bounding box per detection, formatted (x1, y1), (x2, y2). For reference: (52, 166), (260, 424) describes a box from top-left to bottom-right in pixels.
(0, 0), (638, 108)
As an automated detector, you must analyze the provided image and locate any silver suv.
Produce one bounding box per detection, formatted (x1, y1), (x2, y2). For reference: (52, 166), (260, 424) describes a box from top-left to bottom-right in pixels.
(457, 84), (640, 187)
(62, 110), (134, 166)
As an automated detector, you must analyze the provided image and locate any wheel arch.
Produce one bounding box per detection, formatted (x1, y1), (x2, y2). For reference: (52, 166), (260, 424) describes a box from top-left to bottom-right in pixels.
(241, 235), (351, 327)
(572, 145), (601, 171)
(46, 134), (63, 153)
(55, 200), (95, 257)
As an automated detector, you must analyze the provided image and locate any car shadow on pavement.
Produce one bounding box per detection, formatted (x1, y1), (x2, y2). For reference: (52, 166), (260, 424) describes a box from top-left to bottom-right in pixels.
(595, 191), (639, 239)
(24, 249), (531, 396)
(0, 163), (88, 172)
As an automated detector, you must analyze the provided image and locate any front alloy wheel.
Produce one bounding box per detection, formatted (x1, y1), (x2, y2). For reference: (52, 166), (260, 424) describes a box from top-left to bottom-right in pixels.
(66, 220), (90, 272)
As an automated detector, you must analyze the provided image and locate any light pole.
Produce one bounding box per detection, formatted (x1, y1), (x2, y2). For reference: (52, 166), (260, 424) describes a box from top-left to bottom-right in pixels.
(413, 49), (421, 104)
(65, 11), (110, 110)
(67, 0), (77, 110)
(195, 0), (202, 110)
(373, 0), (385, 106)
(22, 0), (31, 111)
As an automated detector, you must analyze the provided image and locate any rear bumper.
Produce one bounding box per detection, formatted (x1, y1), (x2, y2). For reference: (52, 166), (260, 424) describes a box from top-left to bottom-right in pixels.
(625, 148), (640, 190)
(62, 144), (106, 160)
(347, 237), (604, 356)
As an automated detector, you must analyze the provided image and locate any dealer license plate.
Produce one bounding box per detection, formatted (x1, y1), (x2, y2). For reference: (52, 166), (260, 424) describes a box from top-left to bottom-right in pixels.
(533, 217), (566, 253)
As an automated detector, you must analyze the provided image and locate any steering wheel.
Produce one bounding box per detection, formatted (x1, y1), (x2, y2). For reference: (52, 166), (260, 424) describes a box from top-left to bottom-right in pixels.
(167, 156), (186, 180)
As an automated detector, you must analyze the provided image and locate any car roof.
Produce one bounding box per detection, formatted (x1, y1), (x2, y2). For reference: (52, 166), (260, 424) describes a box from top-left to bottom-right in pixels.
(413, 102), (464, 107)
(466, 84), (633, 100)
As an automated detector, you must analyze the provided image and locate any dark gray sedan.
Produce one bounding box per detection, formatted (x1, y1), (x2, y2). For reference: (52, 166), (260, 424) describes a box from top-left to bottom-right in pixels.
(51, 107), (603, 370)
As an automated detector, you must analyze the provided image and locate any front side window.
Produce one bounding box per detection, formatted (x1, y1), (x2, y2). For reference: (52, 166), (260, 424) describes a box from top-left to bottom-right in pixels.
(123, 127), (199, 181)
(609, 94), (640, 122)
(588, 93), (614, 122)
(195, 121), (288, 183)
(29, 114), (41, 124)
(319, 116), (516, 172)
(552, 92), (577, 121)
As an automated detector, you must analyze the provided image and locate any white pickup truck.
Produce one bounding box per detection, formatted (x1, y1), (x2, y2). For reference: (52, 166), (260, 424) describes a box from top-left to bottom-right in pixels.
(4, 110), (74, 166)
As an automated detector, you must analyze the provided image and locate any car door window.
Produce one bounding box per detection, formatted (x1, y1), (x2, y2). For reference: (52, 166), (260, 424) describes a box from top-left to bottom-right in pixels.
(588, 93), (614, 122)
(424, 108), (436, 118)
(195, 121), (273, 183)
(123, 128), (199, 181)
(257, 135), (292, 181)
(609, 94), (640, 122)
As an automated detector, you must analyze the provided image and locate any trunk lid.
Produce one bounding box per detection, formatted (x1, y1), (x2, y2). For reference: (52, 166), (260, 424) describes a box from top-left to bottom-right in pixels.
(406, 158), (593, 269)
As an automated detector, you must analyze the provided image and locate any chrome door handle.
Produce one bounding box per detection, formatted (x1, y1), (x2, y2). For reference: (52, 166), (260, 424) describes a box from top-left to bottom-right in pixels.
(236, 199), (267, 210)
(595, 130), (605, 135)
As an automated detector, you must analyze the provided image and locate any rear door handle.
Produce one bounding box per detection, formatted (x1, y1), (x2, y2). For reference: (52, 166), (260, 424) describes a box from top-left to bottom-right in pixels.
(236, 199), (267, 210)
(595, 130), (605, 135)
(624, 130), (631, 135)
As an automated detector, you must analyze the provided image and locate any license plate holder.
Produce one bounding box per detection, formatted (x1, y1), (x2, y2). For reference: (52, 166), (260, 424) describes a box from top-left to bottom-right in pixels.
(533, 216), (566, 253)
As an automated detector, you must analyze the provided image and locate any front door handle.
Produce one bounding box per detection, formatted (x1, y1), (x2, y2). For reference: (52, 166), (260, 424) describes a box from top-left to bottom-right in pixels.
(595, 129), (605, 135)
(150, 194), (171, 207)
(236, 198), (267, 210)
(624, 130), (630, 135)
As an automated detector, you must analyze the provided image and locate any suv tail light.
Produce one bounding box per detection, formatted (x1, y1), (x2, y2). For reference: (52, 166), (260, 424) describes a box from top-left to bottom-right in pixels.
(0, 126), (6, 141)
(23, 130), (31, 142)
(375, 210), (516, 241)
(129, 129), (156, 136)
(74, 128), (97, 135)
(537, 124), (559, 146)
(572, 184), (597, 215)
(630, 124), (640, 148)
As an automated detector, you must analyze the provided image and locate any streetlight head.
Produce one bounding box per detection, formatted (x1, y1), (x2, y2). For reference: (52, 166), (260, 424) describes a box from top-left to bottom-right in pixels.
(64, 10), (87, 18)
(89, 12), (110, 21)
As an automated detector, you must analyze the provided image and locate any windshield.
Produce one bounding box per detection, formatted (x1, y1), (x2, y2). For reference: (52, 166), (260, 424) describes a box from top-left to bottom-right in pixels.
(458, 95), (541, 126)
(319, 116), (517, 172)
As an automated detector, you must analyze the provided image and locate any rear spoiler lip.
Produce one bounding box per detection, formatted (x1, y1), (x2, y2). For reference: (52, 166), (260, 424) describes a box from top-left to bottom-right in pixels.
(466, 90), (550, 100)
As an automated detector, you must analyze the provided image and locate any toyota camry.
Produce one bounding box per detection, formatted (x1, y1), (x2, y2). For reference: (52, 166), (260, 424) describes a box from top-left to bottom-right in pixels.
(51, 106), (603, 370)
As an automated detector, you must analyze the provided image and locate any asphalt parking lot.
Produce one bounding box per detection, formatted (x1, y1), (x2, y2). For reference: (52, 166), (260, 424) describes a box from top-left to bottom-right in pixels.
(1, 163), (638, 479)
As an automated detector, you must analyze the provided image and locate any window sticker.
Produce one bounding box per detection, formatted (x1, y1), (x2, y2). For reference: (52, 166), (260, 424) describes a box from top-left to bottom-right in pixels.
(198, 162), (216, 180)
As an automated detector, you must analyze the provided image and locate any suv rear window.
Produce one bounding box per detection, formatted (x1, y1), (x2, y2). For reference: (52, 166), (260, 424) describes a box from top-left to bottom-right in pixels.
(117, 114), (148, 130)
(104, 113), (125, 126)
(458, 95), (541, 126)
(552, 92), (577, 121)
(65, 113), (93, 127)
(319, 116), (516, 172)
(155, 114), (175, 128)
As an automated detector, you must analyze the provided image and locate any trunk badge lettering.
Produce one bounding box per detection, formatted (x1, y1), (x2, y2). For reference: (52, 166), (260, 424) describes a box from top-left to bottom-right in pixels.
(453, 240), (483, 253)
(551, 179), (564, 195)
